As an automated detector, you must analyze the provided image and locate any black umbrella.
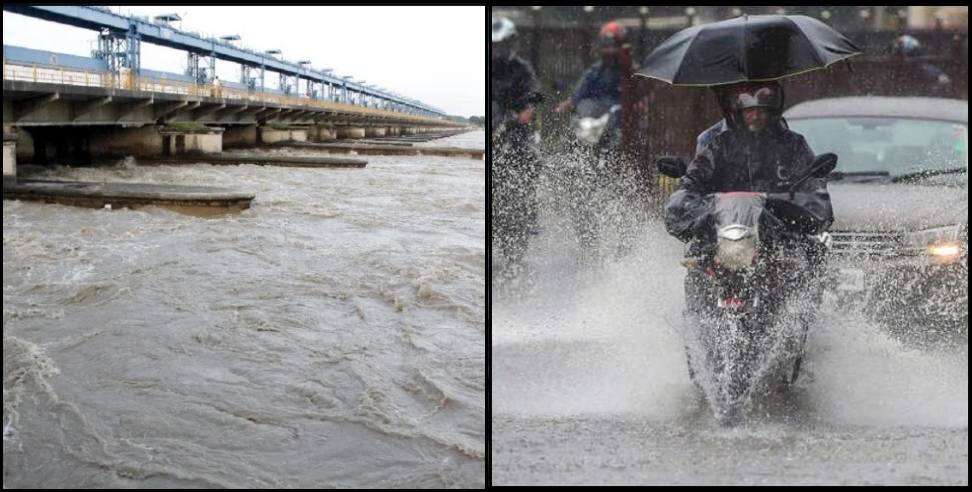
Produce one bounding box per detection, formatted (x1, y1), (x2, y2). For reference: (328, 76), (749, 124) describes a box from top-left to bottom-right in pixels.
(636, 15), (862, 87)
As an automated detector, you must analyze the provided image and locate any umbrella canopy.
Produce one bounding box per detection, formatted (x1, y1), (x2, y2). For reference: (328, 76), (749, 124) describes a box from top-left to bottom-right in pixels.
(636, 15), (863, 87)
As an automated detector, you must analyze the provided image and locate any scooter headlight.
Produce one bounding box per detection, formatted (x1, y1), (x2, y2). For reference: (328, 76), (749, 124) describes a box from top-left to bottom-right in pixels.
(715, 225), (758, 270)
(718, 224), (752, 241)
(574, 113), (610, 145)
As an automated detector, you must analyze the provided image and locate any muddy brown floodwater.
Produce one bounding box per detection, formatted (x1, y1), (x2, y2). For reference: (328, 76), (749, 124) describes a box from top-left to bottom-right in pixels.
(4, 131), (485, 488)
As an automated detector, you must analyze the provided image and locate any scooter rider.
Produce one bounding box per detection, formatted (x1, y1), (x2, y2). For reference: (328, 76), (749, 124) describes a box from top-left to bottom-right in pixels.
(665, 82), (834, 316)
(491, 16), (544, 275)
(695, 81), (786, 158)
(665, 82), (833, 244)
(555, 20), (633, 154)
(890, 34), (953, 97)
(492, 17), (543, 136)
(553, 21), (646, 260)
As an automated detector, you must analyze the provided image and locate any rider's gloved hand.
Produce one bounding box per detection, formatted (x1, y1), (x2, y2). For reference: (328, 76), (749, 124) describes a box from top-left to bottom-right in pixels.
(518, 107), (534, 124)
(689, 212), (713, 239)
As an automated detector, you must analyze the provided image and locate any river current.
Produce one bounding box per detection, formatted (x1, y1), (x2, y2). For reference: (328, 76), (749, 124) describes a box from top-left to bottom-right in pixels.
(3, 131), (485, 488)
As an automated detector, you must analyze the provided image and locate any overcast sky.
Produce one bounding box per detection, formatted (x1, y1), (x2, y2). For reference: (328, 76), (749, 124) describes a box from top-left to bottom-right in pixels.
(2, 5), (485, 117)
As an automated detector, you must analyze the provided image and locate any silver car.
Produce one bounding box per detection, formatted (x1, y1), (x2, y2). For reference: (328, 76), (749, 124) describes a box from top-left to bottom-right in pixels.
(785, 96), (968, 333)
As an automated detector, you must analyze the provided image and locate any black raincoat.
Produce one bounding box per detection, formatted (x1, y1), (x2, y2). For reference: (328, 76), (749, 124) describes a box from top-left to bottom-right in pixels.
(665, 118), (834, 243)
(491, 55), (542, 127)
(491, 54), (543, 266)
(571, 61), (622, 106)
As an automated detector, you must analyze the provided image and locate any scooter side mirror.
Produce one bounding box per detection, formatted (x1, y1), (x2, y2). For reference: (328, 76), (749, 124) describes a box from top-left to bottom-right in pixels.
(810, 153), (838, 178)
(656, 156), (688, 178)
(788, 153), (839, 196)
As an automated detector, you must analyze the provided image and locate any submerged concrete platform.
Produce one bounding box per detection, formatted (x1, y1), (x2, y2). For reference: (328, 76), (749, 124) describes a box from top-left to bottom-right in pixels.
(275, 141), (483, 159)
(3, 179), (254, 215)
(375, 135), (456, 143)
(132, 153), (367, 168)
(353, 140), (413, 147)
(363, 132), (464, 143)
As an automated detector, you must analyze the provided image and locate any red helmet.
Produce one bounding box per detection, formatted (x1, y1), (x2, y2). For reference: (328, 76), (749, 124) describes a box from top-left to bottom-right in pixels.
(597, 21), (629, 50)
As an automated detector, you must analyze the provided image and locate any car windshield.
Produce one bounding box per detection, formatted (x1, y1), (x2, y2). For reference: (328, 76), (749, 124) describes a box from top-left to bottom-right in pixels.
(787, 117), (968, 180)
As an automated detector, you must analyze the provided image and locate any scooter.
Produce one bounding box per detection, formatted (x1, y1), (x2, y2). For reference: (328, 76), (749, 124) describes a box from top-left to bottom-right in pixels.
(657, 153), (837, 424)
(491, 100), (542, 278)
(552, 98), (626, 259)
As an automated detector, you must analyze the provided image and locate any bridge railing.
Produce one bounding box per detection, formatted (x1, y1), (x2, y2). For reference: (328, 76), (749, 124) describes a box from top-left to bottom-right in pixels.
(3, 61), (451, 125)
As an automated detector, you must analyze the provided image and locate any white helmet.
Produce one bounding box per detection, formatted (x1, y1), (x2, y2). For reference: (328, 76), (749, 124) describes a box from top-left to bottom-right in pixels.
(492, 16), (516, 43)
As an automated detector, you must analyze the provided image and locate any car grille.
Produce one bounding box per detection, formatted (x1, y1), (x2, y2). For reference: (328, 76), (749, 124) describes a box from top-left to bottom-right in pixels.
(828, 231), (910, 257)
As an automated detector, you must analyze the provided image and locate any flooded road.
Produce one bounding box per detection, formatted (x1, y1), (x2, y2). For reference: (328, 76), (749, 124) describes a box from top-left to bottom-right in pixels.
(3, 131), (485, 488)
(492, 208), (968, 485)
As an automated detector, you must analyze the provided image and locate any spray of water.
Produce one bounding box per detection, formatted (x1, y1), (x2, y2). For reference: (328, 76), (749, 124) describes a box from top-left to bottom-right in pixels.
(493, 201), (968, 429)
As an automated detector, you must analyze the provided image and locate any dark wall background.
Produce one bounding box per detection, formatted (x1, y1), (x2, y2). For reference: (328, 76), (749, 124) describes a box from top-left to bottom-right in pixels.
(516, 25), (967, 186)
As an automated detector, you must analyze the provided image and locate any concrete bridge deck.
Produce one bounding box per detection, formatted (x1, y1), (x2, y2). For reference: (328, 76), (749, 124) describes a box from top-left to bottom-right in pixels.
(2, 6), (472, 213)
(3, 62), (456, 129)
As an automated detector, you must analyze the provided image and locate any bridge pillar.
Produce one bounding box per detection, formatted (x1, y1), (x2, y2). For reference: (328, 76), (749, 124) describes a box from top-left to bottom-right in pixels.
(156, 127), (223, 156)
(336, 127), (366, 139)
(78, 126), (223, 158)
(365, 127), (386, 138)
(86, 126), (163, 157)
(387, 127), (401, 136)
(14, 128), (34, 162)
(222, 125), (258, 148)
(259, 126), (308, 144)
(3, 131), (17, 186)
(311, 125), (336, 142)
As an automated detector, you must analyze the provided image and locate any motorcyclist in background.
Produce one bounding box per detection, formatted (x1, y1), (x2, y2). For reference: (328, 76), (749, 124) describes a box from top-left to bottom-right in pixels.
(491, 16), (544, 279)
(665, 82), (834, 317)
(555, 20), (633, 154)
(890, 34), (953, 97)
(554, 21), (644, 260)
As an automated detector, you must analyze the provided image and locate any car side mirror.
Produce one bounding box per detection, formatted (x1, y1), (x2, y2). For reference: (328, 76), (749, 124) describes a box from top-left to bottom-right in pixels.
(656, 156), (687, 178)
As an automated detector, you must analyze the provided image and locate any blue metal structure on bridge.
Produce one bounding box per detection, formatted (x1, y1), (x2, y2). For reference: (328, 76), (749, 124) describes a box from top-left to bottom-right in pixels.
(2, 5), (445, 117)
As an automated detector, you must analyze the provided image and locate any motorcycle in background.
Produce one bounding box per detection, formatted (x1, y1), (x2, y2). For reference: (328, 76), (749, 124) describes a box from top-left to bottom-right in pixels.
(552, 97), (631, 261)
(491, 100), (542, 281)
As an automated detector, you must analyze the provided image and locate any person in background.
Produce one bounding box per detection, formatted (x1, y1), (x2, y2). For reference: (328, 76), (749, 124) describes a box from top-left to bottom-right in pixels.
(555, 20), (633, 154)
(491, 16), (544, 279)
(890, 34), (953, 97)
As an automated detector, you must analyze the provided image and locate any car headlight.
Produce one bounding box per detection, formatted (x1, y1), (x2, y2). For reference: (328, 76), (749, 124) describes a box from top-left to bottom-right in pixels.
(903, 224), (967, 264)
(927, 242), (962, 257)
